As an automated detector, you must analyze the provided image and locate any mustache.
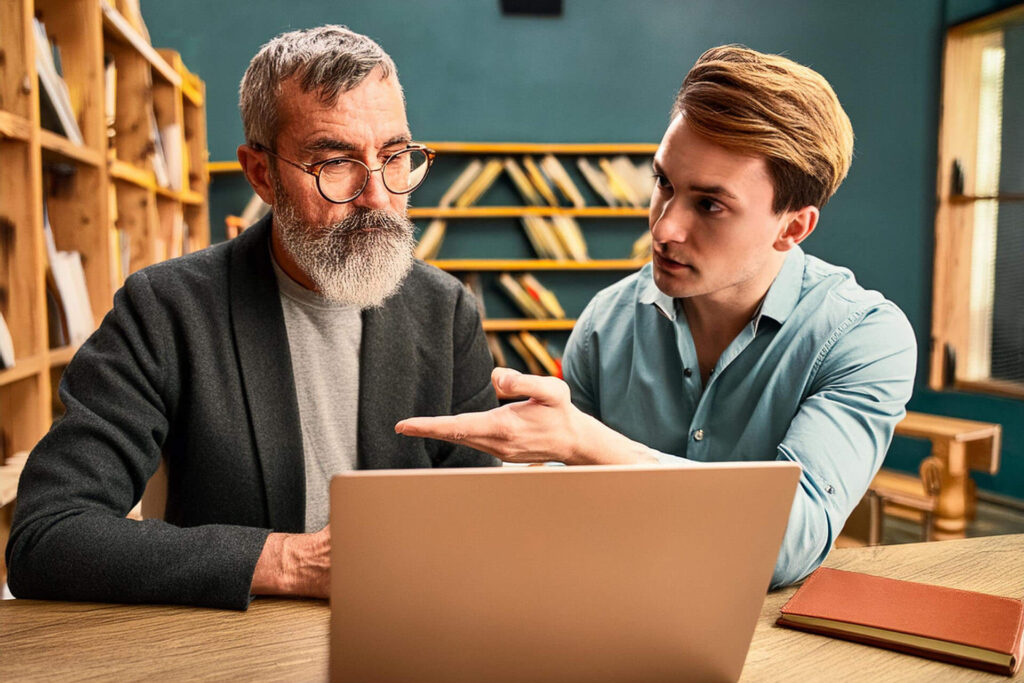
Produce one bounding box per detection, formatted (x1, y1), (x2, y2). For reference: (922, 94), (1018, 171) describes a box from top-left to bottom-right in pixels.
(331, 208), (413, 236)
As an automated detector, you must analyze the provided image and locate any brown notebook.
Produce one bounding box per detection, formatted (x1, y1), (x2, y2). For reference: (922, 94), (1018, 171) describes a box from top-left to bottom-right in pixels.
(777, 567), (1024, 675)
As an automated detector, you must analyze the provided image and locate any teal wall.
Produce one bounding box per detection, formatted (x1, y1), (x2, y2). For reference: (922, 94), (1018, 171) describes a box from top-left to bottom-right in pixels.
(142, 0), (1024, 499)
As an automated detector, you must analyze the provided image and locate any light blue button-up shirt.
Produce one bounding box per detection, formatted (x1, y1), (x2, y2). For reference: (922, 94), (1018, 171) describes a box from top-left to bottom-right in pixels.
(563, 246), (917, 588)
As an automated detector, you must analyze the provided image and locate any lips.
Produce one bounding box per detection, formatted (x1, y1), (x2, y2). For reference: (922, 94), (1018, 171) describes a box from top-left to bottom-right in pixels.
(654, 251), (692, 272)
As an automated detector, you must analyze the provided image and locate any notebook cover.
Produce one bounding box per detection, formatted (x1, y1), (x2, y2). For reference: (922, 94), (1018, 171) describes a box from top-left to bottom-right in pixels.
(777, 567), (1024, 676)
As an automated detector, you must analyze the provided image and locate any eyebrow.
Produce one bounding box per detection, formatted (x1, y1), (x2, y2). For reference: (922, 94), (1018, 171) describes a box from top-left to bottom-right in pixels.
(652, 160), (740, 201)
(688, 184), (738, 201)
(302, 134), (412, 156)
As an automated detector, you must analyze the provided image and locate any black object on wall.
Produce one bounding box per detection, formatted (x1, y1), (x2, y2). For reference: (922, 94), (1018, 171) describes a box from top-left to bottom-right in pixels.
(500, 0), (563, 17)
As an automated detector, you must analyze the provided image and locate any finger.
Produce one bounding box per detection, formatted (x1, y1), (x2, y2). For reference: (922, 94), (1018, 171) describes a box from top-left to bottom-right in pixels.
(395, 412), (500, 445)
(493, 367), (569, 405)
(491, 367), (521, 399)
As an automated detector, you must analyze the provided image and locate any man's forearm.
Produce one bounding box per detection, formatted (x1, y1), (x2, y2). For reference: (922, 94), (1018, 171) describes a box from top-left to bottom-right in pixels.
(251, 527), (331, 598)
(566, 411), (662, 466)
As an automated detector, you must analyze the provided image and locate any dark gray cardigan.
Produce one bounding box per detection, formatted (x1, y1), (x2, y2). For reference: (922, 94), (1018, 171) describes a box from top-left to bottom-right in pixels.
(6, 215), (498, 609)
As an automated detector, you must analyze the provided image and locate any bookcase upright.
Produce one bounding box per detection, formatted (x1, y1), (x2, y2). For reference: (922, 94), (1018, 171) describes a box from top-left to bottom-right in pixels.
(0, 0), (210, 585)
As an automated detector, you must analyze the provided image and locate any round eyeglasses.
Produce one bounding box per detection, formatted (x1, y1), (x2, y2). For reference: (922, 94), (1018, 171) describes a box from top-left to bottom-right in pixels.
(252, 143), (435, 204)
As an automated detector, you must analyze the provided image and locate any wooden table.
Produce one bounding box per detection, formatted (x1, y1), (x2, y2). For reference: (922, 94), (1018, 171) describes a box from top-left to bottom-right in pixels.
(3, 534), (1023, 681)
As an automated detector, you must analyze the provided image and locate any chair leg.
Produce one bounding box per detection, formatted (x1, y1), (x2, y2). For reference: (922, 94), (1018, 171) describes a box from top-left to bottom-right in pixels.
(868, 492), (883, 546)
(922, 510), (934, 542)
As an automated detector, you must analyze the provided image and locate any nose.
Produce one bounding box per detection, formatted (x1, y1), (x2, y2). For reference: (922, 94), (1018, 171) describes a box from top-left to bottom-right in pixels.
(649, 197), (692, 245)
(352, 166), (392, 210)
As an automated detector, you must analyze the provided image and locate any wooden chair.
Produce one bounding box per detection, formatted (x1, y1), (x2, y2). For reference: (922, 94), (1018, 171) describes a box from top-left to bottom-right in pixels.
(865, 456), (944, 545)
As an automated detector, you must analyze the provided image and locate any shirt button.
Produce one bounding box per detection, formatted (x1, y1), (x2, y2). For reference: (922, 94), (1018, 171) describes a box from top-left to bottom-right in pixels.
(693, 429), (704, 442)
(683, 368), (693, 378)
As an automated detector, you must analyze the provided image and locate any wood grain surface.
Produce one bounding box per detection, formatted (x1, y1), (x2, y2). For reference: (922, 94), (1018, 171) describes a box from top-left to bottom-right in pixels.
(2, 535), (1022, 681)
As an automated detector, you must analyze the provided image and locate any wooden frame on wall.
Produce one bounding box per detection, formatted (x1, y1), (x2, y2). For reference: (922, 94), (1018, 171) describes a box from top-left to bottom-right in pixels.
(930, 3), (1024, 399)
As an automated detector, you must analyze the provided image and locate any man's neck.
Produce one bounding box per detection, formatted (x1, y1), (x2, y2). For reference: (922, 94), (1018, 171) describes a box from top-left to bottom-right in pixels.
(680, 254), (786, 380)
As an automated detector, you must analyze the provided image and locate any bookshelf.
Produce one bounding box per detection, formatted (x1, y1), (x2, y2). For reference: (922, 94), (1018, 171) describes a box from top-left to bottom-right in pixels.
(0, 0), (210, 584)
(212, 141), (654, 374)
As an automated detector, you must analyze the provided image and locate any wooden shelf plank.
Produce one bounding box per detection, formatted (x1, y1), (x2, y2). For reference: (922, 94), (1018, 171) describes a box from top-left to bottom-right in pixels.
(100, 0), (180, 87)
(48, 345), (80, 367)
(180, 190), (205, 206)
(208, 160), (241, 174)
(0, 355), (45, 388)
(949, 193), (1024, 202)
(409, 207), (648, 219)
(39, 130), (104, 167)
(0, 111), (32, 141)
(109, 157), (157, 190)
(423, 142), (659, 155)
(429, 259), (647, 271)
(207, 143), (658, 174)
(483, 319), (576, 332)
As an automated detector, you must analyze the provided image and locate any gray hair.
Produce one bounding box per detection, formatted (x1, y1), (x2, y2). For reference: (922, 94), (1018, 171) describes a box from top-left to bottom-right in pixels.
(239, 25), (399, 148)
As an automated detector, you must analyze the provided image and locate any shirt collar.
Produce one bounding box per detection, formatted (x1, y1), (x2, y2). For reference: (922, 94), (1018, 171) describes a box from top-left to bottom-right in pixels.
(637, 263), (679, 321)
(638, 246), (805, 326)
(757, 245), (805, 327)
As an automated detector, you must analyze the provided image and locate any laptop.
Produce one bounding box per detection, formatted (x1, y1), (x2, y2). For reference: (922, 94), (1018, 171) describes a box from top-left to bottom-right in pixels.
(330, 462), (800, 682)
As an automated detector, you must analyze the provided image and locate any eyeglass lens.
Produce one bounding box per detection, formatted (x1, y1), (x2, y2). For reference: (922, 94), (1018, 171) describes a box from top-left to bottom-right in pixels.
(318, 148), (430, 202)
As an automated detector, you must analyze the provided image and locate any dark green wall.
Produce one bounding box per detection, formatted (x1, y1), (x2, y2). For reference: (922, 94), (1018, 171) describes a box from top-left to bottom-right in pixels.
(142, 0), (1024, 499)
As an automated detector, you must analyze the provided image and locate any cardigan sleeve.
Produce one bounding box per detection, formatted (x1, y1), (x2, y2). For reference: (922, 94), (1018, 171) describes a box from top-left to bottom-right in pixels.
(6, 270), (271, 610)
(432, 283), (500, 468)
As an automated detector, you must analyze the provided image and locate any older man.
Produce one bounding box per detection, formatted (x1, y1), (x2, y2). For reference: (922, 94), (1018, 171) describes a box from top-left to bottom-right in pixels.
(398, 46), (918, 588)
(7, 26), (497, 610)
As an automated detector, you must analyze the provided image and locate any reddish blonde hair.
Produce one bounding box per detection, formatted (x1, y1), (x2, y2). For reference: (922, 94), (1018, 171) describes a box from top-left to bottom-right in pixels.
(673, 45), (854, 212)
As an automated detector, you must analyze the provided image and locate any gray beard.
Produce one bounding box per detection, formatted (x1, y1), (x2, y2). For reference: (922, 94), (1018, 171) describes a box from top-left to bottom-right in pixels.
(272, 181), (415, 309)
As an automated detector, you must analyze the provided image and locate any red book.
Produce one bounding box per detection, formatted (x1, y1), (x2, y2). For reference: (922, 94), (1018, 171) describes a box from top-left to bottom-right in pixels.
(777, 567), (1024, 675)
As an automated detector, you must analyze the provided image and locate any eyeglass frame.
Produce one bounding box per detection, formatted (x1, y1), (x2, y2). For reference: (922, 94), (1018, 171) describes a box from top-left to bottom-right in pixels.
(250, 141), (436, 205)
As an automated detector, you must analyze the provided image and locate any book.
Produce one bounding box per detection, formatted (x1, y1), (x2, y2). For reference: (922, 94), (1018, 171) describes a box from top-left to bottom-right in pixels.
(414, 219), (447, 260)
(516, 273), (565, 319)
(414, 159), (490, 259)
(539, 155), (586, 208)
(0, 311), (15, 369)
(454, 158), (503, 208)
(485, 332), (506, 367)
(150, 111), (171, 188)
(33, 18), (84, 146)
(441, 159), (485, 207)
(522, 156), (560, 207)
(44, 202), (94, 346)
(521, 215), (567, 260)
(599, 157), (642, 207)
(462, 273), (487, 320)
(506, 333), (544, 375)
(549, 215), (588, 261)
(517, 331), (561, 377)
(777, 567), (1024, 676)
(577, 157), (618, 206)
(503, 158), (543, 206)
(104, 54), (117, 145)
(631, 231), (652, 259)
(610, 155), (653, 206)
(497, 272), (549, 319)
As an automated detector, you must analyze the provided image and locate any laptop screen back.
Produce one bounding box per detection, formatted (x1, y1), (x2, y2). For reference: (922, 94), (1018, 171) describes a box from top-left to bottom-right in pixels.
(330, 462), (800, 682)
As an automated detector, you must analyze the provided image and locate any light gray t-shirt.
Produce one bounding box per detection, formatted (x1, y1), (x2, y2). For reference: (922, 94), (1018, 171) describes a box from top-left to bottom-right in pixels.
(271, 254), (362, 532)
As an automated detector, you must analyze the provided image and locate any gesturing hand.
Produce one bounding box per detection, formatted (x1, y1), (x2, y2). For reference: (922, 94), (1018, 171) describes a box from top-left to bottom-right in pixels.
(395, 367), (657, 466)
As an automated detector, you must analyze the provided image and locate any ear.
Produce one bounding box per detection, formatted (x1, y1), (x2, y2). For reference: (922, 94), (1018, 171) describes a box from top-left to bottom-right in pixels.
(237, 144), (276, 205)
(773, 205), (819, 251)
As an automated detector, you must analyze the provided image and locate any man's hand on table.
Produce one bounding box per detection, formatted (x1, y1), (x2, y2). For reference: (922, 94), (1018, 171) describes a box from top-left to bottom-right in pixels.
(251, 525), (331, 599)
(395, 367), (659, 466)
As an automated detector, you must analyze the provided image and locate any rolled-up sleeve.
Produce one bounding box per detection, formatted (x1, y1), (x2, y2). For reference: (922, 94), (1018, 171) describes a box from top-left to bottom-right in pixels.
(769, 303), (917, 587)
